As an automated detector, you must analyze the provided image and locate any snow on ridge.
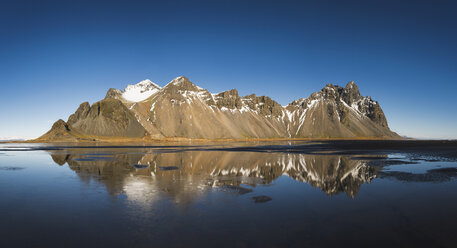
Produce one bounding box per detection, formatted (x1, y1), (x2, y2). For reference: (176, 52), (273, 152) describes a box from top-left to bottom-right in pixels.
(172, 76), (186, 85)
(162, 76), (187, 88)
(122, 79), (161, 102)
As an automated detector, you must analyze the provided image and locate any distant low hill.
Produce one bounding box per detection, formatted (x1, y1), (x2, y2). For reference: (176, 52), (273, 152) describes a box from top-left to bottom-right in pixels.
(35, 76), (399, 142)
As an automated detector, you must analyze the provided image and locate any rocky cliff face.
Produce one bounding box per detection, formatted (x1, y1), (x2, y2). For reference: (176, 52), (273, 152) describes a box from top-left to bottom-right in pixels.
(38, 76), (399, 141)
(66, 98), (147, 138)
(284, 81), (393, 138)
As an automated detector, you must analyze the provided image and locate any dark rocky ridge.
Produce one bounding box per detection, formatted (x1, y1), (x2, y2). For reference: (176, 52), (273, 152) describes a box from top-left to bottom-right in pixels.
(214, 89), (242, 109)
(104, 88), (122, 100)
(67, 99), (147, 138)
(36, 119), (93, 142)
(244, 94), (283, 117)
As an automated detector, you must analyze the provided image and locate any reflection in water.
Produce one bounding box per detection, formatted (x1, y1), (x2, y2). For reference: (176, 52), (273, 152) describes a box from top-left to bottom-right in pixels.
(3, 146), (457, 248)
(50, 150), (380, 203)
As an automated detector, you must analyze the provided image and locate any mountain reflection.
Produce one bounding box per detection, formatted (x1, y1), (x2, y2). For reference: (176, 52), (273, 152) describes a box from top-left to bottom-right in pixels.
(50, 150), (380, 201)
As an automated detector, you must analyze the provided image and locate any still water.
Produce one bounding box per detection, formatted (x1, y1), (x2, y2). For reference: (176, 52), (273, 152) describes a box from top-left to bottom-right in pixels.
(1, 142), (456, 247)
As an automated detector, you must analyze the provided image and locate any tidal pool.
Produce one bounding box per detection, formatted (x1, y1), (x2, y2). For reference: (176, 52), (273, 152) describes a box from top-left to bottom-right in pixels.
(1, 141), (456, 247)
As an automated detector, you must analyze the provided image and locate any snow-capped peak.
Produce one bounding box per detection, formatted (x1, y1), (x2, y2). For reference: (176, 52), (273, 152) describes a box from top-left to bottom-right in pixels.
(171, 76), (187, 85)
(122, 79), (161, 102)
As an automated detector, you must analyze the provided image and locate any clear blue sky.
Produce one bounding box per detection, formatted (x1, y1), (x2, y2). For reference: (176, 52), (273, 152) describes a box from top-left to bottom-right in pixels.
(0, 0), (456, 139)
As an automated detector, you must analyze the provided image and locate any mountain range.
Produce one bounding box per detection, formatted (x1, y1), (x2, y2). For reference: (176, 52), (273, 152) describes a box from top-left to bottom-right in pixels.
(36, 76), (399, 141)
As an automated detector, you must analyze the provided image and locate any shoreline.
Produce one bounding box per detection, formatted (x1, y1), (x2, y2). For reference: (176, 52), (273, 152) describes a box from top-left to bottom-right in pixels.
(1, 136), (409, 144)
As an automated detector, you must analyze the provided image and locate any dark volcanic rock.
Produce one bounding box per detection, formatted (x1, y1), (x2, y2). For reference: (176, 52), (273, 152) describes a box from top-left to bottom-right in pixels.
(252, 195), (272, 203)
(220, 185), (253, 195)
(243, 94), (283, 117)
(215, 89), (242, 109)
(359, 97), (389, 128)
(341, 81), (362, 105)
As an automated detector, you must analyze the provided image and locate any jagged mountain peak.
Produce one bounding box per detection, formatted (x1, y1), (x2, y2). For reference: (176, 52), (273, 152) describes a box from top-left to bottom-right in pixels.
(344, 81), (359, 92)
(105, 88), (122, 99)
(164, 76), (199, 90)
(342, 81), (362, 104)
(68, 102), (90, 125)
(216, 89), (239, 98)
(214, 89), (242, 109)
(156, 76), (215, 106)
(51, 119), (70, 131)
(238, 94), (284, 117)
(171, 76), (189, 84)
(313, 84), (343, 100)
(293, 81), (363, 104)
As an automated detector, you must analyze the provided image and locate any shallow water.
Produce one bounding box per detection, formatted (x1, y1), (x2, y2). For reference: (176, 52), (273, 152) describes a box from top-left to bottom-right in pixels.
(1, 142), (456, 247)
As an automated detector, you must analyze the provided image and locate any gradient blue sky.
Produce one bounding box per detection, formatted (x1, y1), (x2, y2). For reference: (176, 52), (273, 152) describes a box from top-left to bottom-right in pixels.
(1, 0), (456, 139)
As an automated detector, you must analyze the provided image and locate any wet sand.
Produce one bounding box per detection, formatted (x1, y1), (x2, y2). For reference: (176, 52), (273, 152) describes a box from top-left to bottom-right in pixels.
(3, 139), (455, 159)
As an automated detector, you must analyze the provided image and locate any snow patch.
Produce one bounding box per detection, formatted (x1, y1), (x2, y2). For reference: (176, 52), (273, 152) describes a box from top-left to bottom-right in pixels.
(122, 79), (161, 102)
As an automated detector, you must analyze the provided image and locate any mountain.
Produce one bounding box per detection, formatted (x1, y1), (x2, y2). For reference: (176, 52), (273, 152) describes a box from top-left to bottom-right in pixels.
(36, 76), (399, 141)
(36, 119), (94, 142)
(67, 99), (147, 138)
